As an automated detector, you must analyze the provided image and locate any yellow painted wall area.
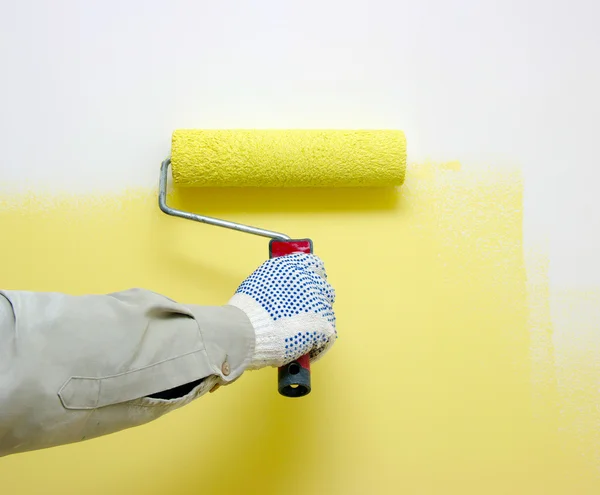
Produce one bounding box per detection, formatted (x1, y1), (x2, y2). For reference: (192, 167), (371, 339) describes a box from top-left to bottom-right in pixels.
(0, 166), (596, 494)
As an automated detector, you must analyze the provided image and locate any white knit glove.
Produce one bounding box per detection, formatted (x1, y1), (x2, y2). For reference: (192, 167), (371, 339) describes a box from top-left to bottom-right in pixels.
(228, 253), (337, 370)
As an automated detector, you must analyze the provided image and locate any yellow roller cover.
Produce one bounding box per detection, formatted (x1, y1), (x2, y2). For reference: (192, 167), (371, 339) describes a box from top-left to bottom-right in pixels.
(171, 129), (406, 187)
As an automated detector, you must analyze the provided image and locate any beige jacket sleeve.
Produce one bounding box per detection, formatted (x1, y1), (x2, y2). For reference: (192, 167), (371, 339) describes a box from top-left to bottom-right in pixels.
(0, 288), (254, 457)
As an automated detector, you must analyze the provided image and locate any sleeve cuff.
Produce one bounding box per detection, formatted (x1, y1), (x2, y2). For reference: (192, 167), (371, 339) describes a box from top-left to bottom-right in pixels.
(185, 304), (255, 383)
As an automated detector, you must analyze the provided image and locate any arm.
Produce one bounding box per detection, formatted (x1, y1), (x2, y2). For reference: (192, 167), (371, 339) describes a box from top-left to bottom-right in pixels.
(0, 254), (336, 457)
(0, 288), (253, 457)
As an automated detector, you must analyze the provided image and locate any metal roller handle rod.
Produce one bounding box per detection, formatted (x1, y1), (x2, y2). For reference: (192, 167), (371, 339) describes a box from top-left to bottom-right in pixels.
(158, 158), (290, 241)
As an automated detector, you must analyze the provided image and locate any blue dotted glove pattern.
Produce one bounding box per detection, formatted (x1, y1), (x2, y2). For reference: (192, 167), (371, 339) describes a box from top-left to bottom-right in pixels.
(235, 253), (336, 360)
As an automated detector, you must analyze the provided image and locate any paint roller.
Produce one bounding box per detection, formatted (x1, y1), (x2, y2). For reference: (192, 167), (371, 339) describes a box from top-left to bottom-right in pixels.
(158, 129), (407, 397)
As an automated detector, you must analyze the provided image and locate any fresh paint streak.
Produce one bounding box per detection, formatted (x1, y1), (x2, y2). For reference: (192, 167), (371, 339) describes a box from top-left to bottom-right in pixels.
(0, 165), (595, 493)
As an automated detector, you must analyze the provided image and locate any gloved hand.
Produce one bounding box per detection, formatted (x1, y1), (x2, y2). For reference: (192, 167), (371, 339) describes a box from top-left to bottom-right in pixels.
(228, 253), (336, 369)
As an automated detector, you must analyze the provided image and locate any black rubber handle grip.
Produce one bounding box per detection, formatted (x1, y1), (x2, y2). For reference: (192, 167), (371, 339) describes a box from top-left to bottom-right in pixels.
(269, 239), (314, 398)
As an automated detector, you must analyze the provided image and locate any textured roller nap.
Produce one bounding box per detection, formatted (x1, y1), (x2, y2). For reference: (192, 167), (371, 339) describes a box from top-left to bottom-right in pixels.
(171, 129), (406, 187)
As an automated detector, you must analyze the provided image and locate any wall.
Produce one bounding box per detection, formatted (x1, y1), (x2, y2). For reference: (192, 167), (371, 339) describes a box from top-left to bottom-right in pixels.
(1, 1), (599, 494)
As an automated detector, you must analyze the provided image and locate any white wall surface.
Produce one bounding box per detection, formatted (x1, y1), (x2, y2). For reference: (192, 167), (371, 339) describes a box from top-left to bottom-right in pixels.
(0, 0), (599, 291)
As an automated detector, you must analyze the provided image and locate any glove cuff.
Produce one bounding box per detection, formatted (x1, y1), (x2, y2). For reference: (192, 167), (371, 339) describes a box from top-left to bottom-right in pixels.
(228, 293), (280, 369)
